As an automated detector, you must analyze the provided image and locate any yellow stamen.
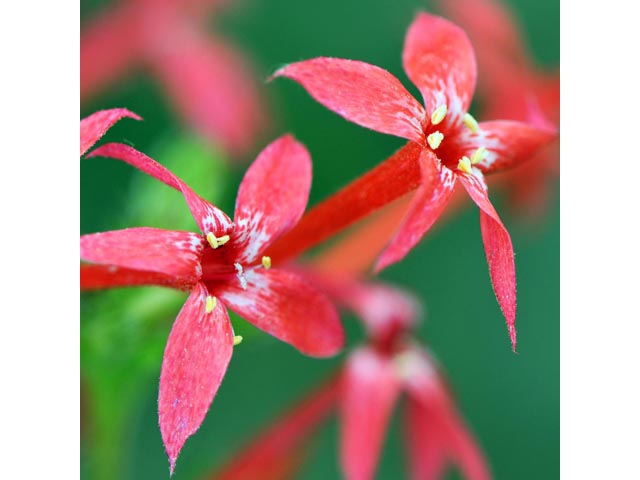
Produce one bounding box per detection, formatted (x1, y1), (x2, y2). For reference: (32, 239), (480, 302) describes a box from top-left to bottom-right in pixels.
(457, 156), (473, 174)
(427, 131), (444, 150)
(431, 104), (447, 125)
(206, 233), (230, 249)
(205, 296), (217, 314)
(470, 146), (489, 165)
(463, 113), (479, 133)
(261, 256), (272, 269)
(233, 335), (244, 346)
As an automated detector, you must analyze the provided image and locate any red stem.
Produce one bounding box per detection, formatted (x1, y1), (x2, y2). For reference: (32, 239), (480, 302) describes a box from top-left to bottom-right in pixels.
(267, 142), (422, 263)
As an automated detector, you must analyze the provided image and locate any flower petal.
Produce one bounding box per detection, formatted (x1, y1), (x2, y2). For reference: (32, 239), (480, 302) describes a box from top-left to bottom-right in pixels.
(341, 348), (401, 480)
(214, 268), (343, 357)
(454, 120), (556, 174)
(273, 57), (426, 144)
(232, 135), (311, 264)
(404, 395), (448, 480)
(158, 283), (234, 474)
(80, 108), (141, 156)
(86, 143), (233, 235)
(80, 264), (193, 291)
(375, 151), (456, 272)
(213, 375), (340, 480)
(150, 30), (264, 156)
(402, 13), (477, 126)
(80, 227), (204, 281)
(458, 173), (517, 350)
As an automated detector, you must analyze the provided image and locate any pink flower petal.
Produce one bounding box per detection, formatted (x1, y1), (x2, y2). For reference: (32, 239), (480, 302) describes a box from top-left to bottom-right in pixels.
(402, 13), (477, 127)
(214, 268), (343, 357)
(80, 108), (141, 156)
(80, 6), (142, 100)
(232, 135), (312, 264)
(454, 120), (556, 174)
(341, 348), (401, 480)
(273, 57), (426, 144)
(458, 173), (517, 350)
(213, 375), (340, 480)
(158, 283), (234, 474)
(150, 29), (265, 156)
(404, 395), (448, 480)
(375, 151), (456, 272)
(86, 143), (233, 235)
(80, 227), (204, 281)
(80, 264), (193, 291)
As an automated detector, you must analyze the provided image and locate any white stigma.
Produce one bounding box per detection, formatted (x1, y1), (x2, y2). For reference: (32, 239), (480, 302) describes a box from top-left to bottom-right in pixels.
(431, 104), (447, 125)
(427, 131), (444, 150)
(235, 263), (248, 290)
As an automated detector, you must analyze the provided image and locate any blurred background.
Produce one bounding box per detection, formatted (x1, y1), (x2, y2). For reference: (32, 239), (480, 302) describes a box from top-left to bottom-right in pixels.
(80, 0), (559, 478)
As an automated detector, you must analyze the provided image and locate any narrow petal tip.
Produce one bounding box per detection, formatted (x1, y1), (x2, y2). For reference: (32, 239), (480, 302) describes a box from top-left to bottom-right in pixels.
(509, 324), (518, 353)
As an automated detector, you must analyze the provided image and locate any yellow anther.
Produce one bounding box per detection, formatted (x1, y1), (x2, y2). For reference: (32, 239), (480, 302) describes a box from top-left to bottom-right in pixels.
(463, 113), (479, 133)
(205, 296), (217, 314)
(427, 131), (444, 150)
(471, 146), (489, 165)
(233, 335), (244, 346)
(457, 156), (473, 174)
(431, 104), (447, 125)
(206, 233), (230, 249)
(261, 256), (272, 269)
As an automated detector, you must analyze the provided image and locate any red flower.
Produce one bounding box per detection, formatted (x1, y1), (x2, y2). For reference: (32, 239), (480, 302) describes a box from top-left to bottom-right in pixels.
(80, 107), (141, 156)
(273, 13), (556, 349)
(436, 0), (560, 217)
(80, 135), (344, 473)
(81, 0), (265, 156)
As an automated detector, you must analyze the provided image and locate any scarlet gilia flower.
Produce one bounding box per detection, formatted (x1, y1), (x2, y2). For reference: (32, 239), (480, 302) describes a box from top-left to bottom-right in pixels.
(80, 134), (344, 474)
(81, 0), (265, 156)
(436, 0), (560, 216)
(273, 12), (556, 350)
(80, 107), (141, 156)
(209, 278), (489, 480)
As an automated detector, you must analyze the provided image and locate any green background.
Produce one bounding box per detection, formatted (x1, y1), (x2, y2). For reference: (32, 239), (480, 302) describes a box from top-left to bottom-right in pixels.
(80, 0), (559, 478)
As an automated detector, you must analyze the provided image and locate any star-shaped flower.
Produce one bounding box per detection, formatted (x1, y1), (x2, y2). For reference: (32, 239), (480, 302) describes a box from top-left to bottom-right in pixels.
(80, 134), (344, 473)
(273, 13), (556, 349)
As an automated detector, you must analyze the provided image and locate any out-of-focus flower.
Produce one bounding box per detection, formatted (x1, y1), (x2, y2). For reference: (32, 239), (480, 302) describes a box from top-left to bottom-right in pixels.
(436, 0), (560, 217)
(80, 107), (141, 156)
(273, 12), (556, 350)
(81, 0), (265, 157)
(80, 134), (343, 474)
(206, 276), (489, 480)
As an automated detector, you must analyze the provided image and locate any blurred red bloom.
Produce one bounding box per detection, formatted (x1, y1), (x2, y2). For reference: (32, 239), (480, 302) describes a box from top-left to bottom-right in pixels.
(80, 107), (141, 156)
(209, 277), (489, 480)
(274, 12), (556, 350)
(437, 0), (560, 217)
(81, 0), (265, 156)
(80, 134), (343, 473)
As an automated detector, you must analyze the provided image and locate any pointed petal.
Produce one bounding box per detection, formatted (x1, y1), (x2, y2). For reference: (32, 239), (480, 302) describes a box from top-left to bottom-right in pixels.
(375, 151), (456, 271)
(404, 395), (448, 480)
(341, 348), (401, 480)
(402, 13), (477, 127)
(150, 30), (264, 156)
(159, 283), (234, 474)
(458, 173), (517, 350)
(454, 120), (556, 174)
(80, 264), (193, 291)
(403, 349), (491, 480)
(232, 135), (311, 264)
(213, 376), (340, 480)
(214, 268), (343, 357)
(273, 57), (426, 144)
(80, 108), (141, 155)
(80, 5), (141, 100)
(80, 227), (204, 281)
(86, 143), (233, 235)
